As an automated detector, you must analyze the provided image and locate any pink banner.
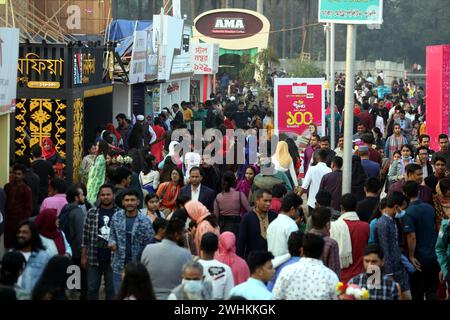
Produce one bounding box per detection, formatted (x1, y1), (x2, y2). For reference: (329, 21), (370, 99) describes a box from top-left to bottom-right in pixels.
(426, 45), (450, 151)
(274, 78), (325, 136)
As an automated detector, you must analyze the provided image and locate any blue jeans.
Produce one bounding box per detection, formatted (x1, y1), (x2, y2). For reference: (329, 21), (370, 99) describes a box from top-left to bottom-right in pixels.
(113, 272), (123, 298)
(87, 262), (115, 300)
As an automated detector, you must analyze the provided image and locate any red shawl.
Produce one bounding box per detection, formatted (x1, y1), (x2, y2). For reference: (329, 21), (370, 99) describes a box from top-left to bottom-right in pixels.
(35, 208), (66, 255)
(41, 138), (57, 160)
(106, 123), (122, 142)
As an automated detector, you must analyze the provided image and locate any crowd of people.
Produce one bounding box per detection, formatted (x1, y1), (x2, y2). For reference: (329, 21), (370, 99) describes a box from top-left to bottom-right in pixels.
(0, 73), (449, 301)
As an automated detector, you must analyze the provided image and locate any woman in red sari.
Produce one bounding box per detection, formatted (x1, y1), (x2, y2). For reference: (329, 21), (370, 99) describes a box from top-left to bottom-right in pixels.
(156, 168), (184, 216)
(150, 117), (166, 163)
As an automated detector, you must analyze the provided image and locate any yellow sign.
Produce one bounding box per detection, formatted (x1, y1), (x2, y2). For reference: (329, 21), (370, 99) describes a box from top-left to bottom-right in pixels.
(27, 81), (61, 89)
(17, 53), (64, 88)
(18, 53), (64, 77)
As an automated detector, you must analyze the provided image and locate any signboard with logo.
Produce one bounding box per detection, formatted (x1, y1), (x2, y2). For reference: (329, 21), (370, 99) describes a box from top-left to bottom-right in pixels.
(0, 28), (19, 116)
(18, 45), (65, 90)
(195, 11), (264, 40)
(318, 0), (383, 25)
(72, 47), (110, 87)
(192, 43), (219, 75)
(193, 9), (270, 52)
(274, 78), (325, 136)
(129, 30), (148, 84)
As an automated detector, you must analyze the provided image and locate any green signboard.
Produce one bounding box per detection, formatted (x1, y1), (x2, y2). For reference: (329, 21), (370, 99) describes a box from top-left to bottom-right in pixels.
(318, 0), (383, 25)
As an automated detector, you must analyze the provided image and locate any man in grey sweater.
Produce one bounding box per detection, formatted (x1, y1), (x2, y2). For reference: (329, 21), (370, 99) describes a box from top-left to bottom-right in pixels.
(59, 186), (87, 299)
(141, 218), (192, 300)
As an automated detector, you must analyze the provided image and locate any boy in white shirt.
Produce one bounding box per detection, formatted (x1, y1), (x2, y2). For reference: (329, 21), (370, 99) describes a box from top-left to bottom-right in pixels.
(198, 232), (234, 300)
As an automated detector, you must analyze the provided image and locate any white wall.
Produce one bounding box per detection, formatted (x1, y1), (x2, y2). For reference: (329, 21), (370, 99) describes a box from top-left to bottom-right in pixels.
(160, 78), (191, 109)
(112, 83), (132, 120)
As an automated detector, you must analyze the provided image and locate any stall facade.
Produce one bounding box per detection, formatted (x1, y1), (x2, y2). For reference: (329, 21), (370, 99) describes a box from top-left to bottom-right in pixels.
(14, 43), (114, 183)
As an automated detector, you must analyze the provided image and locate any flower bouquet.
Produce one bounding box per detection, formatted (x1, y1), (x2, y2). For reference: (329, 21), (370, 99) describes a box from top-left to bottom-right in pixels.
(336, 282), (370, 300)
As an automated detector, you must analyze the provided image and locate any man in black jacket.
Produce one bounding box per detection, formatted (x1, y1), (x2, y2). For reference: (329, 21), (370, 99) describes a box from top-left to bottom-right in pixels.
(172, 104), (184, 127)
(180, 167), (215, 213)
(30, 145), (54, 205)
(59, 185), (87, 299)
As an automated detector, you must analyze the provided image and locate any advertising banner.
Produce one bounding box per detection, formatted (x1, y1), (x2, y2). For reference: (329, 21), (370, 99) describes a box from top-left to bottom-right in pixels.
(318, 0), (383, 25)
(426, 45), (450, 151)
(274, 78), (325, 136)
(0, 28), (19, 116)
(129, 30), (148, 84)
(192, 43), (219, 75)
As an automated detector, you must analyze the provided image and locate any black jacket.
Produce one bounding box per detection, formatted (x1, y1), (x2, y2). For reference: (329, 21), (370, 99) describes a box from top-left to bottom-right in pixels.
(180, 184), (215, 213)
(24, 169), (41, 216)
(59, 203), (85, 259)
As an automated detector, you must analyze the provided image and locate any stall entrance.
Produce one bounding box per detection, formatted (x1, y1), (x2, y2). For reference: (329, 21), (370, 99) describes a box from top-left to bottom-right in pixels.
(83, 93), (113, 151)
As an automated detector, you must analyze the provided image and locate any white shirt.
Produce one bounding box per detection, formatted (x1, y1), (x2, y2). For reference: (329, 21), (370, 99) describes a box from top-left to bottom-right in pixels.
(139, 170), (160, 190)
(267, 214), (299, 257)
(148, 125), (157, 145)
(422, 164), (429, 180)
(272, 258), (339, 300)
(198, 259), (234, 300)
(302, 162), (332, 209)
(191, 184), (201, 202)
(375, 116), (385, 136)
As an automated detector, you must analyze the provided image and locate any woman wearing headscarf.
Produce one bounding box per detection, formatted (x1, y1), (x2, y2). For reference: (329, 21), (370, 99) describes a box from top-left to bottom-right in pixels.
(434, 178), (450, 230)
(35, 209), (71, 257)
(87, 140), (110, 205)
(216, 232), (250, 286)
(271, 141), (299, 189)
(351, 155), (368, 202)
(387, 144), (414, 185)
(42, 138), (62, 165)
(158, 141), (182, 172)
(235, 165), (257, 200)
(105, 123), (123, 149)
(184, 201), (220, 254)
(285, 138), (301, 176)
(42, 138), (63, 177)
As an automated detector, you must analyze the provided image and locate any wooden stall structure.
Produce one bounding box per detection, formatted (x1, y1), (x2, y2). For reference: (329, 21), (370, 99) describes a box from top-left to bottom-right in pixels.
(14, 42), (114, 183)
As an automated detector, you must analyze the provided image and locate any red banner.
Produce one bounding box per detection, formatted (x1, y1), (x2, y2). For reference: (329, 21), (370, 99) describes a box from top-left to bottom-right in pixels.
(426, 45), (450, 151)
(274, 78), (325, 136)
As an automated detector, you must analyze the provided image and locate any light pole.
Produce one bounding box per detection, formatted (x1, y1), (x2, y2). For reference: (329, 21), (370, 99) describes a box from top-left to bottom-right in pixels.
(257, 0), (263, 14)
(330, 23), (336, 149)
(342, 24), (357, 194)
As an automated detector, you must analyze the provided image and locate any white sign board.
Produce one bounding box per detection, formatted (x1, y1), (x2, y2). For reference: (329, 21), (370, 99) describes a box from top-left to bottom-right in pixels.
(129, 30), (148, 84)
(0, 28), (19, 116)
(154, 14), (184, 81)
(192, 43), (219, 75)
